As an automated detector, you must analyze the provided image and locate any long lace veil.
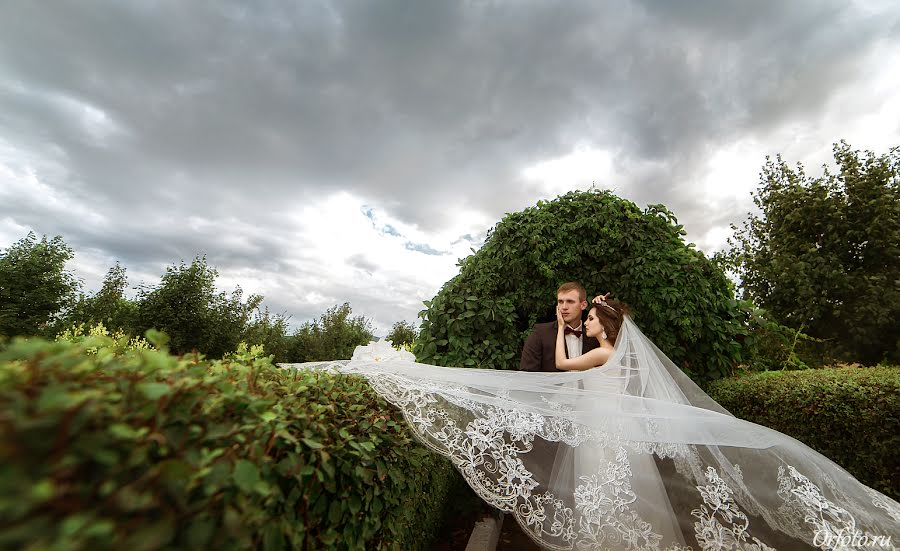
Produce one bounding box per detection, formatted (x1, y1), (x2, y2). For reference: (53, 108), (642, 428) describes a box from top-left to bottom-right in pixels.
(281, 316), (899, 550)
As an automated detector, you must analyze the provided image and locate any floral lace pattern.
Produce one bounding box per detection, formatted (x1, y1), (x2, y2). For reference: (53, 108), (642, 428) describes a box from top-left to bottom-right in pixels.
(573, 446), (666, 550)
(866, 487), (900, 523)
(692, 467), (775, 551)
(322, 368), (898, 550)
(776, 466), (896, 550)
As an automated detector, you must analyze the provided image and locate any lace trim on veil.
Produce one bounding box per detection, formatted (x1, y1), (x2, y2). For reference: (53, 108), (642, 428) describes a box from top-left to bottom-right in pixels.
(282, 334), (900, 550)
(343, 370), (897, 550)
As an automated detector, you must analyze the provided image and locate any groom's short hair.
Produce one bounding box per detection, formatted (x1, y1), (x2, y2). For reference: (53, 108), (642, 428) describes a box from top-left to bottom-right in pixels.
(557, 282), (587, 301)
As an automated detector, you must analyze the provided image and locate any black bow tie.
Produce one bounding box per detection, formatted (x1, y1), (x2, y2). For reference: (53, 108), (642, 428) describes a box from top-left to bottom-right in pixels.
(564, 326), (582, 338)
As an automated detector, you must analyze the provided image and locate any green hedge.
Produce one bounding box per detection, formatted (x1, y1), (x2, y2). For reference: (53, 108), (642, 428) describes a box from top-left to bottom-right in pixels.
(0, 337), (456, 551)
(414, 190), (751, 383)
(706, 366), (900, 500)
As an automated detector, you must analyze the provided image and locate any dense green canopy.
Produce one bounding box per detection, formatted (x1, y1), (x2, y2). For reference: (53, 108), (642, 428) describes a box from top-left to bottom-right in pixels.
(414, 190), (749, 382)
(726, 142), (899, 364)
(0, 233), (80, 337)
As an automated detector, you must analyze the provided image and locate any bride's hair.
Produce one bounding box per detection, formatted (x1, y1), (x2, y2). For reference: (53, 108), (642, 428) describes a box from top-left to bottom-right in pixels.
(590, 298), (630, 342)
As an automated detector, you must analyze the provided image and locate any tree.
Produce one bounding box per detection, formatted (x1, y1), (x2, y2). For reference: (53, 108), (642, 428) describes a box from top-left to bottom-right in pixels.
(386, 320), (418, 348)
(725, 142), (900, 364)
(241, 306), (291, 363)
(90, 263), (132, 326)
(57, 263), (137, 335)
(288, 303), (374, 361)
(135, 257), (263, 357)
(0, 233), (80, 337)
(415, 190), (750, 383)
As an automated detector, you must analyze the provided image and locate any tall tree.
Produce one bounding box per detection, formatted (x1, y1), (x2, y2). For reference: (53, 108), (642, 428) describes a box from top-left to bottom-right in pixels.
(289, 303), (374, 361)
(241, 306), (291, 362)
(0, 233), (80, 337)
(59, 263), (137, 334)
(726, 142), (900, 363)
(136, 257), (262, 357)
(386, 320), (418, 348)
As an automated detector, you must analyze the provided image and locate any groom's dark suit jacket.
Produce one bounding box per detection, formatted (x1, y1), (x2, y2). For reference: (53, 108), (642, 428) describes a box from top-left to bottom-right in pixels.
(520, 320), (601, 372)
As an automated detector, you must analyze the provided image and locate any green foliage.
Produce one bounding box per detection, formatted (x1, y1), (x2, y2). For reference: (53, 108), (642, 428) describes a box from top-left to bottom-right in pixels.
(385, 321), (418, 348)
(134, 257), (268, 358)
(706, 366), (900, 500)
(725, 142), (900, 364)
(0, 233), (81, 337)
(415, 190), (749, 382)
(0, 336), (457, 550)
(57, 263), (138, 336)
(289, 303), (374, 362)
(739, 306), (828, 372)
(242, 307), (291, 363)
(56, 321), (152, 353)
(0, 234), (366, 363)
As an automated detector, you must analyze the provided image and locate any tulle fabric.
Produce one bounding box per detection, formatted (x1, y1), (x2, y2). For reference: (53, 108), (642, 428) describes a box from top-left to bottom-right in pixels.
(281, 317), (899, 550)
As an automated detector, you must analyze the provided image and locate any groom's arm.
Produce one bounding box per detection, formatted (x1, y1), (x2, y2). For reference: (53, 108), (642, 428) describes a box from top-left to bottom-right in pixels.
(519, 327), (543, 371)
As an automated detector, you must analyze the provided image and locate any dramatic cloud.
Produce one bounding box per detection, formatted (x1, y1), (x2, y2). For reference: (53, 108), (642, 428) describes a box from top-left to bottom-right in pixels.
(2, 0), (898, 333)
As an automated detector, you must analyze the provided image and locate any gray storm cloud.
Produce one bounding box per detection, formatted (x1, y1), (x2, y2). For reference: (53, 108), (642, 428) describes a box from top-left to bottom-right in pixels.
(1, 0), (898, 330)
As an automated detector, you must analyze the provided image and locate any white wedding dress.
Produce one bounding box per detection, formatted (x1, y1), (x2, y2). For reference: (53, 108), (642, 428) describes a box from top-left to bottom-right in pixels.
(281, 317), (899, 550)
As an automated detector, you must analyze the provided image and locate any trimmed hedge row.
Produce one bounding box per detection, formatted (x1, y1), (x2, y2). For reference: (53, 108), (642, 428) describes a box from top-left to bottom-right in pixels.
(706, 366), (900, 500)
(0, 337), (457, 551)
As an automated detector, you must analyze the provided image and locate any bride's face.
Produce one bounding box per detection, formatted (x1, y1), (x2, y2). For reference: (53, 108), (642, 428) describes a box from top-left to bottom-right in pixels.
(584, 307), (604, 340)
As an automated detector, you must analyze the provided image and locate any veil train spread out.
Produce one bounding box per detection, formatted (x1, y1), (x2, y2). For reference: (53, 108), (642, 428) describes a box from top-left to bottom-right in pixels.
(281, 317), (899, 550)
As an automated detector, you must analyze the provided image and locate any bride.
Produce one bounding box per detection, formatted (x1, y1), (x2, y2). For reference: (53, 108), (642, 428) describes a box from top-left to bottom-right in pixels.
(285, 296), (899, 550)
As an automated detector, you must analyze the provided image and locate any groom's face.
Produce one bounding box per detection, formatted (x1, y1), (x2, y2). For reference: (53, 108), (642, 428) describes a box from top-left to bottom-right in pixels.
(557, 290), (587, 327)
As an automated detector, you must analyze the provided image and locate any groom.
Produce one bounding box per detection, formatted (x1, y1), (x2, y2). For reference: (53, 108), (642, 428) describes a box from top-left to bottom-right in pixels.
(520, 281), (601, 371)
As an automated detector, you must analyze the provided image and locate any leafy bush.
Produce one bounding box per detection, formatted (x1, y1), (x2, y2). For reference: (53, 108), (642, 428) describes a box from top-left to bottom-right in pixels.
(134, 257), (281, 359)
(415, 190), (750, 382)
(385, 321), (418, 349)
(0, 233), (371, 363)
(57, 263), (138, 337)
(287, 303), (374, 362)
(706, 366), (900, 500)
(241, 307), (291, 363)
(0, 337), (456, 550)
(739, 306), (828, 372)
(56, 321), (152, 353)
(725, 142), (900, 364)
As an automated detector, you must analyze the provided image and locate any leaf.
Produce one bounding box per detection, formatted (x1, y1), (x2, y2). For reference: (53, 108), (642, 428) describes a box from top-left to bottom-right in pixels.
(348, 495), (362, 515)
(233, 460), (261, 493)
(36, 386), (77, 411)
(109, 423), (147, 440)
(30, 479), (56, 502)
(144, 328), (170, 348)
(302, 438), (323, 449)
(136, 382), (170, 400)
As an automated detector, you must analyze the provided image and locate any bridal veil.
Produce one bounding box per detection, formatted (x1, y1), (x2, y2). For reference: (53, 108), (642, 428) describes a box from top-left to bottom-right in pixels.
(282, 316), (899, 550)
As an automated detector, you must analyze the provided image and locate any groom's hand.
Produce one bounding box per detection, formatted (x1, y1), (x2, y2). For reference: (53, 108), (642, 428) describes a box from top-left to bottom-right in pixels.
(592, 292), (611, 304)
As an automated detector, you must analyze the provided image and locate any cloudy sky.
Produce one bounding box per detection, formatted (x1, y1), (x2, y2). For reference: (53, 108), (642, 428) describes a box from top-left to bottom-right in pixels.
(2, 1), (899, 334)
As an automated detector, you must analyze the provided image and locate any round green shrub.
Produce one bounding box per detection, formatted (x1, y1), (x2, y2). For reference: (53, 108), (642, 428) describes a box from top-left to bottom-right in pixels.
(414, 190), (749, 382)
(0, 337), (455, 551)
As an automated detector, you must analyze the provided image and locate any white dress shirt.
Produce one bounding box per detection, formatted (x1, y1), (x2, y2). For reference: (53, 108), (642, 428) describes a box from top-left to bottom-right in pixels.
(564, 323), (583, 358)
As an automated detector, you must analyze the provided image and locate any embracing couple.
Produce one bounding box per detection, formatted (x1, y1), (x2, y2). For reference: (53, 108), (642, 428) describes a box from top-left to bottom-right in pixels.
(520, 281), (627, 373)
